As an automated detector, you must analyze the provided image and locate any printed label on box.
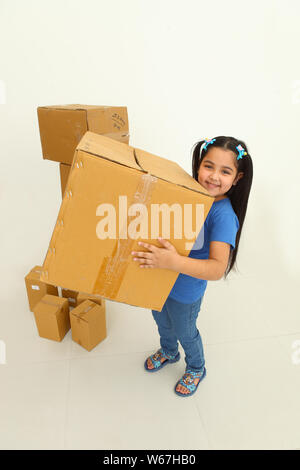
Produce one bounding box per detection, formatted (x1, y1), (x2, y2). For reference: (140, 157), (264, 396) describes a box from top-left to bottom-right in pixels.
(31, 285), (40, 291)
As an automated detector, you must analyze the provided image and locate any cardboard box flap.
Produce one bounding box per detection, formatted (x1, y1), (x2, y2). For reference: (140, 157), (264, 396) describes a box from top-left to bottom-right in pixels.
(134, 148), (211, 196)
(35, 297), (66, 315)
(71, 312), (89, 323)
(76, 131), (141, 171)
(32, 266), (43, 275)
(25, 266), (43, 281)
(71, 301), (96, 322)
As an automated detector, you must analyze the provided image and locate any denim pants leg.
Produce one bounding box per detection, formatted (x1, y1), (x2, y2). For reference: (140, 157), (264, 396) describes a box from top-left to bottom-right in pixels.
(151, 298), (179, 357)
(152, 296), (205, 373)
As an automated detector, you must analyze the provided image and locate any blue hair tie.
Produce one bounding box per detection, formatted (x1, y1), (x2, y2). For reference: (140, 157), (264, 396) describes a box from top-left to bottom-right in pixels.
(202, 137), (216, 152)
(236, 144), (247, 160)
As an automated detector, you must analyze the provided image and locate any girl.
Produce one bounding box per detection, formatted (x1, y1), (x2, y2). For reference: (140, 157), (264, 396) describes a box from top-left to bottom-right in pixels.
(131, 136), (253, 397)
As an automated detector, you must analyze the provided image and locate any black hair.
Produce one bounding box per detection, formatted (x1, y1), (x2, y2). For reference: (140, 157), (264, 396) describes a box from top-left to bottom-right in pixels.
(191, 136), (253, 277)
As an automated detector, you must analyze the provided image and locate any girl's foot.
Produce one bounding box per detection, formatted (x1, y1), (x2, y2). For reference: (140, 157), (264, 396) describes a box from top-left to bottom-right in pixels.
(174, 368), (206, 397)
(144, 348), (180, 372)
(175, 378), (200, 395)
(146, 356), (166, 370)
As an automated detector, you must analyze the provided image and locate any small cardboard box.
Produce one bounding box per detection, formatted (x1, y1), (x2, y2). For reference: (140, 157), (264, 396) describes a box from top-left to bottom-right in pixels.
(59, 163), (71, 197)
(40, 132), (214, 310)
(25, 265), (58, 312)
(37, 104), (129, 165)
(77, 292), (105, 307)
(61, 288), (78, 307)
(33, 294), (70, 341)
(70, 300), (106, 351)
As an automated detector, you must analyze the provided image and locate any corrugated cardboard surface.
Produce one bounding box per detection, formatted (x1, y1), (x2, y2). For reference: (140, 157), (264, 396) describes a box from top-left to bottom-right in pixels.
(59, 163), (71, 197)
(70, 300), (106, 351)
(33, 294), (70, 341)
(77, 292), (104, 307)
(61, 288), (78, 307)
(41, 132), (214, 310)
(25, 265), (58, 311)
(37, 105), (129, 164)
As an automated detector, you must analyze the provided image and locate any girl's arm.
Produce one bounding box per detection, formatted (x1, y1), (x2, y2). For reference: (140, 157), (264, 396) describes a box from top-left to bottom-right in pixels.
(131, 238), (230, 281)
(175, 241), (230, 281)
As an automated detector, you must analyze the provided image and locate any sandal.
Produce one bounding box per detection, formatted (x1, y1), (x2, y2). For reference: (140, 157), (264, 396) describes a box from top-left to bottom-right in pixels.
(144, 348), (180, 372)
(174, 368), (206, 397)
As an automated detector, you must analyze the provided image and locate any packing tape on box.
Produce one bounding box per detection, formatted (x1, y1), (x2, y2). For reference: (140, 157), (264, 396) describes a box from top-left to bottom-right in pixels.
(78, 293), (103, 304)
(72, 302), (95, 323)
(83, 305), (93, 313)
(33, 268), (43, 275)
(75, 316), (88, 324)
(93, 173), (157, 299)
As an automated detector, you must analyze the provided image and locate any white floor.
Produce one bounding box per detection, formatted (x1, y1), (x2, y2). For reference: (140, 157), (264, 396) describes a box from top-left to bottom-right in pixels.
(1, 264), (300, 450)
(1, 0), (300, 450)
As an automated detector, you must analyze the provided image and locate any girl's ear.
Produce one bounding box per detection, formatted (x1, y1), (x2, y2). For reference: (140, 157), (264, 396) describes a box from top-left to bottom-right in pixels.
(233, 171), (244, 186)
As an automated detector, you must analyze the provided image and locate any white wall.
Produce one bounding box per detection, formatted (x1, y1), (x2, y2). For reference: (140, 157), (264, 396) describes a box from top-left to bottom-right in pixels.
(1, 0), (299, 321)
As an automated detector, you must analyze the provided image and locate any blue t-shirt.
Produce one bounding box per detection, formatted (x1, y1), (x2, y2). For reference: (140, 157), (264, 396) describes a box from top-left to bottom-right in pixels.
(168, 197), (239, 304)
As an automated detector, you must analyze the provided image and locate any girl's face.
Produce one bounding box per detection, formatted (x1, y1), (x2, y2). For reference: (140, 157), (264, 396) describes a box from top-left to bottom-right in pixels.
(197, 147), (244, 201)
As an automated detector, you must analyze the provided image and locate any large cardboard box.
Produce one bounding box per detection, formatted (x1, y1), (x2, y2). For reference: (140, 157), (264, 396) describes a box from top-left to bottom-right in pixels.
(37, 105), (129, 165)
(70, 300), (106, 351)
(40, 132), (214, 310)
(25, 265), (58, 311)
(33, 294), (70, 341)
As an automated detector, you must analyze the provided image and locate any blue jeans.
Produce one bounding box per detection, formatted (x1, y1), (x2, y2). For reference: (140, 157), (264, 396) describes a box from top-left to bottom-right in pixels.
(151, 295), (205, 373)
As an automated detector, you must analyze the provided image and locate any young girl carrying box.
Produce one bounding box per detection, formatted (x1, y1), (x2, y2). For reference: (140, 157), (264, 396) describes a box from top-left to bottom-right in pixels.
(131, 136), (253, 397)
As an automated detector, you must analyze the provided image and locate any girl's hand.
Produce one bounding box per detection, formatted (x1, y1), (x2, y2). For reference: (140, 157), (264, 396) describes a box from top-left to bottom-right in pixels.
(131, 237), (180, 270)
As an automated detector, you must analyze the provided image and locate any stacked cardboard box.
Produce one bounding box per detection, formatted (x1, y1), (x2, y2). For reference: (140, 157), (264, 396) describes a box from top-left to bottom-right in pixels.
(25, 104), (129, 350)
(37, 105), (130, 196)
(25, 265), (58, 311)
(33, 294), (70, 342)
(70, 300), (106, 351)
(24, 265), (107, 351)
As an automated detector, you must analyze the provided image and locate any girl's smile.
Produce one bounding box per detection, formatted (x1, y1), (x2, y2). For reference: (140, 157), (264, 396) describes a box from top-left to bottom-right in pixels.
(197, 147), (243, 201)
